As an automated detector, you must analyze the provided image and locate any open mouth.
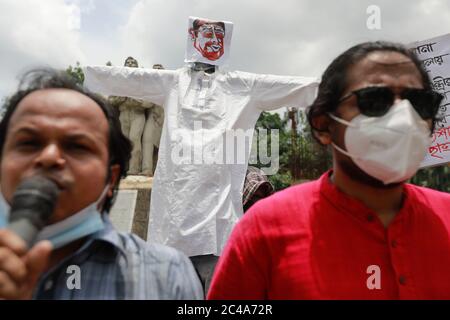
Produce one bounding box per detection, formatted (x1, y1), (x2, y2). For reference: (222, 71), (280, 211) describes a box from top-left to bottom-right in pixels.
(207, 45), (221, 52)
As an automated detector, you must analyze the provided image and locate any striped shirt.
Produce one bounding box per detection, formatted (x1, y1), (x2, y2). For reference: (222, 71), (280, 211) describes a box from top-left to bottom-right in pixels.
(33, 216), (204, 300)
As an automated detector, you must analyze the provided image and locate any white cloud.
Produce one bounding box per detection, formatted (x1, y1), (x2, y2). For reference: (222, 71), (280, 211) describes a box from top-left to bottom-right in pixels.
(0, 0), (84, 98)
(65, 0), (97, 31)
(72, 0), (138, 68)
(3, 0), (450, 106)
(116, 0), (191, 68)
(78, 0), (96, 14)
(66, 3), (82, 31)
(116, 0), (450, 78)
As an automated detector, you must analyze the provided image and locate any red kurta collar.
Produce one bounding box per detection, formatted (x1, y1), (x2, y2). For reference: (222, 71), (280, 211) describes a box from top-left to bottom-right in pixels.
(318, 170), (413, 227)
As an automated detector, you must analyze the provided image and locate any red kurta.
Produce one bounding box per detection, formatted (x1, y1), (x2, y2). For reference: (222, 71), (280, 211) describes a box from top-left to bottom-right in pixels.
(208, 171), (450, 299)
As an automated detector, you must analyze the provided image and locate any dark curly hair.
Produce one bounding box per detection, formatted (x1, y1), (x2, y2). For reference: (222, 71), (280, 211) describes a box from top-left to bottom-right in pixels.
(307, 41), (438, 145)
(0, 68), (132, 213)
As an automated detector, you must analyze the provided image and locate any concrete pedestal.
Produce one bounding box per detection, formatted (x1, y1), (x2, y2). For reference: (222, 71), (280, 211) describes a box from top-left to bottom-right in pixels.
(109, 175), (152, 240)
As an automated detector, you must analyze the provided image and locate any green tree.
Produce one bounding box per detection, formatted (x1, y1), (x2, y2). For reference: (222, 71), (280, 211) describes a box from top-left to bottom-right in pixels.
(253, 110), (332, 191)
(66, 61), (84, 85)
(293, 111), (332, 181)
(253, 111), (291, 190)
(410, 165), (450, 192)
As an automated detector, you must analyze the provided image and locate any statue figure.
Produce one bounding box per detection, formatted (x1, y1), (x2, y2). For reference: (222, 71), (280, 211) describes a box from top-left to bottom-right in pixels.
(141, 64), (165, 176)
(108, 57), (146, 175)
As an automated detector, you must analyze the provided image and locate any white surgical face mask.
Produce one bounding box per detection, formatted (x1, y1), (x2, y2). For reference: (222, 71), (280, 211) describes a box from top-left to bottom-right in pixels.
(0, 185), (109, 249)
(328, 99), (431, 185)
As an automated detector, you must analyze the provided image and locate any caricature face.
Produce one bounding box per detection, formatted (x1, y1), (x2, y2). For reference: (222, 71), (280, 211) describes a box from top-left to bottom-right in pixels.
(192, 21), (225, 61)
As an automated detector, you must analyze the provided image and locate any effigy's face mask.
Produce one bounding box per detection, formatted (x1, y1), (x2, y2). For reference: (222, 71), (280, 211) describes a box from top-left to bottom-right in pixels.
(195, 24), (225, 61)
(185, 16), (233, 66)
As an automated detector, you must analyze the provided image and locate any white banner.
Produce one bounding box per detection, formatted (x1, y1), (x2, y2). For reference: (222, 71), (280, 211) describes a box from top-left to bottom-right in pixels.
(408, 33), (450, 167)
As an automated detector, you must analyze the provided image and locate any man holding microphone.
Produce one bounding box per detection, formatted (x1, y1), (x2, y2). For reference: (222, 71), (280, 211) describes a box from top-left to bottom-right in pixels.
(0, 68), (202, 299)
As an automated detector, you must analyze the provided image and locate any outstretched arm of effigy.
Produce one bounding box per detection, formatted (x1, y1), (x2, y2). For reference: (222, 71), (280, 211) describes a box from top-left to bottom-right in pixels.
(252, 74), (320, 111)
(84, 66), (176, 107)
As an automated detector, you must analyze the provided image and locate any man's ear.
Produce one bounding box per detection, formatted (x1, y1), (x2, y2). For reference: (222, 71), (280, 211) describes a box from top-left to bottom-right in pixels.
(311, 114), (333, 145)
(107, 164), (121, 197)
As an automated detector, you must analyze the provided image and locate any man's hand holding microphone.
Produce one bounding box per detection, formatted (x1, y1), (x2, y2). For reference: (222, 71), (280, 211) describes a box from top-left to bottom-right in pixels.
(0, 176), (59, 299)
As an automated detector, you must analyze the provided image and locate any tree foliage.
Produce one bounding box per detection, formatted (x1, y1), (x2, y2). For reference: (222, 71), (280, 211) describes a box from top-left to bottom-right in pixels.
(410, 165), (449, 192)
(253, 110), (332, 191)
(66, 61), (84, 85)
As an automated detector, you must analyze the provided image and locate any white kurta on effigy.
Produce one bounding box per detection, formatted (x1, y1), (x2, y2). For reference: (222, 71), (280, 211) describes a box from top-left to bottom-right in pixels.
(83, 17), (319, 257)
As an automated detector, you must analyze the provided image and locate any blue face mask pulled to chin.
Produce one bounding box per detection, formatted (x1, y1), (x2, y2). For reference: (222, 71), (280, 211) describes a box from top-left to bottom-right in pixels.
(0, 186), (109, 250)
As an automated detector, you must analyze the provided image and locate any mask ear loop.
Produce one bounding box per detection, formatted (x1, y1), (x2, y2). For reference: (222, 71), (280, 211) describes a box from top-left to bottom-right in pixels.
(97, 167), (114, 212)
(327, 112), (355, 127)
(327, 113), (362, 160)
(330, 141), (359, 159)
(95, 184), (111, 221)
(96, 184), (111, 206)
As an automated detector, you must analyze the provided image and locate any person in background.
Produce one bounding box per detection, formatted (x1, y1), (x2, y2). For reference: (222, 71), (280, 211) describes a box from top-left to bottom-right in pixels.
(242, 166), (274, 212)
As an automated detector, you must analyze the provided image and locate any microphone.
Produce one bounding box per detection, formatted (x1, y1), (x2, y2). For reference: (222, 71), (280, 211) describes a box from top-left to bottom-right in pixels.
(8, 176), (60, 248)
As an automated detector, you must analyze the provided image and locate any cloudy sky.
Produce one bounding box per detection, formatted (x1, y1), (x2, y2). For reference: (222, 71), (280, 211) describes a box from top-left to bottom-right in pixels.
(1, 0), (450, 104)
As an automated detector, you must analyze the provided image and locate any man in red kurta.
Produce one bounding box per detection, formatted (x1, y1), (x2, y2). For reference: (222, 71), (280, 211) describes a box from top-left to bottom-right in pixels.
(208, 41), (450, 299)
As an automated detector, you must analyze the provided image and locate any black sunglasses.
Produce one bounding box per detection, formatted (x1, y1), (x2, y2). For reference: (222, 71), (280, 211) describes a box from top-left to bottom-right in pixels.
(338, 86), (443, 119)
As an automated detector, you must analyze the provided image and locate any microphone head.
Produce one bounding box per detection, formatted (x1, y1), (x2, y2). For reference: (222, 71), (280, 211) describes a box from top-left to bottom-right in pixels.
(9, 176), (61, 229)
